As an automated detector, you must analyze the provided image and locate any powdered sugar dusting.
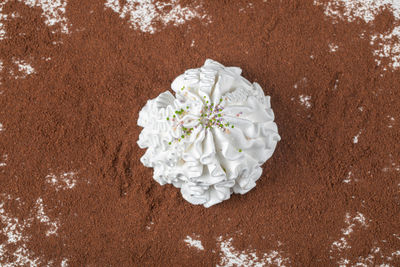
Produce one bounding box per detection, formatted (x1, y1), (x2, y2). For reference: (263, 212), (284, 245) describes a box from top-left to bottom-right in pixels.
(105, 0), (209, 34)
(315, 0), (400, 23)
(217, 236), (290, 267)
(61, 258), (69, 267)
(329, 43), (339, 52)
(46, 171), (77, 191)
(315, 0), (400, 70)
(35, 197), (59, 236)
(0, 59), (3, 88)
(299, 95), (312, 108)
(21, 0), (70, 34)
(382, 153), (400, 173)
(184, 235), (204, 251)
(0, 194), (59, 266)
(0, 154), (7, 167)
(343, 171), (354, 183)
(352, 129), (362, 144)
(371, 26), (400, 70)
(0, 2), (6, 40)
(387, 115), (395, 128)
(330, 212), (370, 265)
(12, 59), (35, 79)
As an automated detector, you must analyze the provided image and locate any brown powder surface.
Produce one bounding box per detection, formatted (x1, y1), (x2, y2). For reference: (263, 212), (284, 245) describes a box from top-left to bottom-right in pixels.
(1, 0), (399, 266)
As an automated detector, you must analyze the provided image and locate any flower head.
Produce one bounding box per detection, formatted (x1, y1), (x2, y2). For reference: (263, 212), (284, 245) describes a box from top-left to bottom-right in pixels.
(137, 59), (280, 207)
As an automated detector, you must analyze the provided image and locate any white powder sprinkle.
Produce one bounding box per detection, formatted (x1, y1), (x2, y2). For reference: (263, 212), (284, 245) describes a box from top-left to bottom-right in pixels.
(352, 130), (362, 144)
(371, 26), (400, 70)
(0, 194), (63, 265)
(299, 95), (312, 108)
(330, 212), (380, 266)
(20, 0), (70, 34)
(382, 153), (400, 172)
(315, 0), (400, 23)
(315, 0), (400, 70)
(217, 236), (290, 267)
(330, 212), (371, 265)
(184, 235), (204, 251)
(16, 59), (35, 75)
(0, 154), (7, 167)
(343, 171), (353, 183)
(105, 0), (209, 34)
(0, 195), (40, 266)
(145, 221), (154, 230)
(46, 171), (77, 191)
(0, 1), (7, 40)
(329, 43), (339, 52)
(61, 258), (69, 267)
(387, 115), (395, 128)
(35, 197), (59, 236)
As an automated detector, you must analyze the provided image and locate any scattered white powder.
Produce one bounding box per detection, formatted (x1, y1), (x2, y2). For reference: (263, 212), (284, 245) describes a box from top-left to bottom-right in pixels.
(239, 2), (254, 13)
(353, 245), (400, 266)
(352, 129), (362, 144)
(0, 154), (7, 167)
(217, 236), (290, 267)
(61, 258), (69, 267)
(0, 195), (62, 265)
(9, 59), (35, 79)
(145, 221), (154, 230)
(387, 115), (395, 128)
(299, 95), (312, 108)
(332, 78), (340, 90)
(329, 43), (339, 52)
(16, 59), (35, 75)
(391, 250), (400, 261)
(105, 0), (209, 34)
(343, 171), (353, 183)
(0, 195), (40, 266)
(0, 1), (7, 40)
(35, 197), (59, 236)
(315, 0), (400, 23)
(331, 212), (370, 265)
(294, 77), (308, 90)
(315, 0), (400, 70)
(382, 153), (400, 172)
(184, 235), (204, 251)
(371, 26), (400, 70)
(20, 0), (70, 34)
(46, 171), (77, 191)
(0, 59), (4, 90)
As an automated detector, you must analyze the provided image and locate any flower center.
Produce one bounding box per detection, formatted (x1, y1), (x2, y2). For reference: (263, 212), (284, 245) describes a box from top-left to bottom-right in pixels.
(167, 98), (235, 144)
(199, 102), (228, 129)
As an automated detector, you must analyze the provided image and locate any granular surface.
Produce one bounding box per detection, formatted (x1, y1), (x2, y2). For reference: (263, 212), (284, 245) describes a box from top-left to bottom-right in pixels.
(0, 0), (399, 266)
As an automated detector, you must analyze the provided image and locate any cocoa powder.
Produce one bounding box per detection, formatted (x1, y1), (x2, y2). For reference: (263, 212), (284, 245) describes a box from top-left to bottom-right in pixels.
(0, 0), (399, 266)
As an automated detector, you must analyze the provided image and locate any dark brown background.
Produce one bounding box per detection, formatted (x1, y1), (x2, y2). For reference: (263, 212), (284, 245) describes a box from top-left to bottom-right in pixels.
(0, 0), (399, 266)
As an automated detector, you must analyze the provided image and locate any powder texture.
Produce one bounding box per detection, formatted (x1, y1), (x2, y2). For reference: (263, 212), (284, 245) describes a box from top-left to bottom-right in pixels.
(0, 0), (399, 266)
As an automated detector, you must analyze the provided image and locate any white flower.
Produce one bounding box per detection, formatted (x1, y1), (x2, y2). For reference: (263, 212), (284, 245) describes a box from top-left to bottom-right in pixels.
(137, 59), (280, 207)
